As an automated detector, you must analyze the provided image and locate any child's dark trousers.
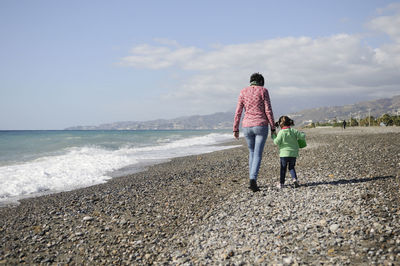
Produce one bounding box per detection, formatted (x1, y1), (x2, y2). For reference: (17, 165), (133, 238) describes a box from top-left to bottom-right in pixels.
(280, 157), (297, 184)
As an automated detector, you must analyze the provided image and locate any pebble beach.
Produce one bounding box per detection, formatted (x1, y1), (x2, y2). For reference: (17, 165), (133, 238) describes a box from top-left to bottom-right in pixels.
(1, 127), (399, 265)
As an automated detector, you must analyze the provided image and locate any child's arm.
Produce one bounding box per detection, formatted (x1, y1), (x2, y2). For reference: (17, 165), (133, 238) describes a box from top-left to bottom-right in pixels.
(294, 129), (306, 140)
(272, 131), (282, 145)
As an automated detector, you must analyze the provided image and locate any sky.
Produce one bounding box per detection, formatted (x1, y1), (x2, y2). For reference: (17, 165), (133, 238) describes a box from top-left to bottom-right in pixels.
(1, 0), (399, 129)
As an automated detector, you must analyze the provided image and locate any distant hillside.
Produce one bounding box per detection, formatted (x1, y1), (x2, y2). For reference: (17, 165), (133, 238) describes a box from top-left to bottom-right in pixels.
(65, 112), (234, 130)
(66, 95), (400, 130)
(289, 95), (400, 126)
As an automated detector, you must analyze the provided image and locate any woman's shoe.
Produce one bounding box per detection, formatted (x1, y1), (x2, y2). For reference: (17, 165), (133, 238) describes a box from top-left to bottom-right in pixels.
(249, 179), (260, 192)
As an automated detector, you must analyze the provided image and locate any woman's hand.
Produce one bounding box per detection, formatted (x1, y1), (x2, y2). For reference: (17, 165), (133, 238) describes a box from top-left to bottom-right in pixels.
(233, 131), (239, 139)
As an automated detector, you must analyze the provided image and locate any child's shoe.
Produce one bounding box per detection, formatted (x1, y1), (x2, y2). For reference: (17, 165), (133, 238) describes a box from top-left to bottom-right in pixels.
(276, 183), (284, 189)
(293, 179), (300, 188)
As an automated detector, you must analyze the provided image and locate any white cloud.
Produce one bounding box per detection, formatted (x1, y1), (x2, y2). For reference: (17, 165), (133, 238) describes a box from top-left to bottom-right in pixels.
(369, 3), (400, 43)
(153, 38), (180, 47)
(376, 2), (400, 15)
(119, 43), (202, 69)
(118, 6), (400, 115)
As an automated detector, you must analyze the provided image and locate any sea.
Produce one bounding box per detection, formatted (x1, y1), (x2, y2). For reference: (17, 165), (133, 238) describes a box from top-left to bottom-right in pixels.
(0, 130), (238, 206)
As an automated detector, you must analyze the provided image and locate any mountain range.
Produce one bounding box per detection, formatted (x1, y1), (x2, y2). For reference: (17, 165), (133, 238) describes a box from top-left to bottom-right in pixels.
(289, 95), (400, 126)
(66, 112), (234, 130)
(65, 95), (400, 130)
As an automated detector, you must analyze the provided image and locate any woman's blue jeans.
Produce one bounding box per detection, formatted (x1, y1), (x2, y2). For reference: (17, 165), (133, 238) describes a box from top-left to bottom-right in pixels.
(243, 126), (269, 181)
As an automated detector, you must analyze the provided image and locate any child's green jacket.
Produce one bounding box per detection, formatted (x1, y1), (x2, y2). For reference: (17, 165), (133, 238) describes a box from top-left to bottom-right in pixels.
(272, 128), (306, 157)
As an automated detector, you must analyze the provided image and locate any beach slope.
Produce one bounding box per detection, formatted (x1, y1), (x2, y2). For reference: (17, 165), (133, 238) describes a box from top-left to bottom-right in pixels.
(1, 127), (399, 264)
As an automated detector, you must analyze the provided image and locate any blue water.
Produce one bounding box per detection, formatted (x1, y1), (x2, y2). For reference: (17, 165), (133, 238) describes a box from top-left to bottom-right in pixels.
(0, 130), (237, 205)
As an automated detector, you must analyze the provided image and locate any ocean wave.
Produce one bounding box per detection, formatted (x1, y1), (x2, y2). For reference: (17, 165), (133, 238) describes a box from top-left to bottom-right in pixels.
(0, 132), (236, 204)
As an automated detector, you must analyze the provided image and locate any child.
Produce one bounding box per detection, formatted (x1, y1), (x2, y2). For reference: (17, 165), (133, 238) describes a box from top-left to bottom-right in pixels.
(271, 116), (306, 189)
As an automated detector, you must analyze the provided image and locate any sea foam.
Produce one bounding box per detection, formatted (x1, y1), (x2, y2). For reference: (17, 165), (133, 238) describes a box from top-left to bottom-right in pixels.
(0, 133), (237, 205)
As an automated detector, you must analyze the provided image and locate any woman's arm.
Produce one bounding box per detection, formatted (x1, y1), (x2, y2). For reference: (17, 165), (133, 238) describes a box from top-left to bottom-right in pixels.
(233, 92), (244, 132)
(263, 89), (276, 131)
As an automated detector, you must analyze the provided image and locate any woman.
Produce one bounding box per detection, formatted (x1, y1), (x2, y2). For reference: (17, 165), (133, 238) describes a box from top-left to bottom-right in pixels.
(233, 73), (276, 192)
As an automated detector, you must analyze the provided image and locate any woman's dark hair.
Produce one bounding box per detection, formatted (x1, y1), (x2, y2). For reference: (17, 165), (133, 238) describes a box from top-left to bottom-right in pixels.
(250, 73), (264, 86)
(275, 116), (295, 128)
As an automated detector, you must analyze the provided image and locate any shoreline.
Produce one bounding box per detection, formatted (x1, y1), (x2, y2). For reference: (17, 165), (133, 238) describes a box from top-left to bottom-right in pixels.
(0, 131), (238, 207)
(1, 127), (399, 264)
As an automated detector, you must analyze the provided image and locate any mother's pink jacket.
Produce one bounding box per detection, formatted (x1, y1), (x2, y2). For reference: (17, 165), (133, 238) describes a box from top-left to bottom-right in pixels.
(233, 85), (276, 132)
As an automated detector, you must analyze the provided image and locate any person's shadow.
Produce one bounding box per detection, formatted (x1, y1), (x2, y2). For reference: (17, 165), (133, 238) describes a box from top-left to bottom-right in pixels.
(301, 175), (396, 188)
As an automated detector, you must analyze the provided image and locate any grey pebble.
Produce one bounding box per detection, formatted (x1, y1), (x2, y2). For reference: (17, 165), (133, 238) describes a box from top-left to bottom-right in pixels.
(0, 127), (399, 265)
